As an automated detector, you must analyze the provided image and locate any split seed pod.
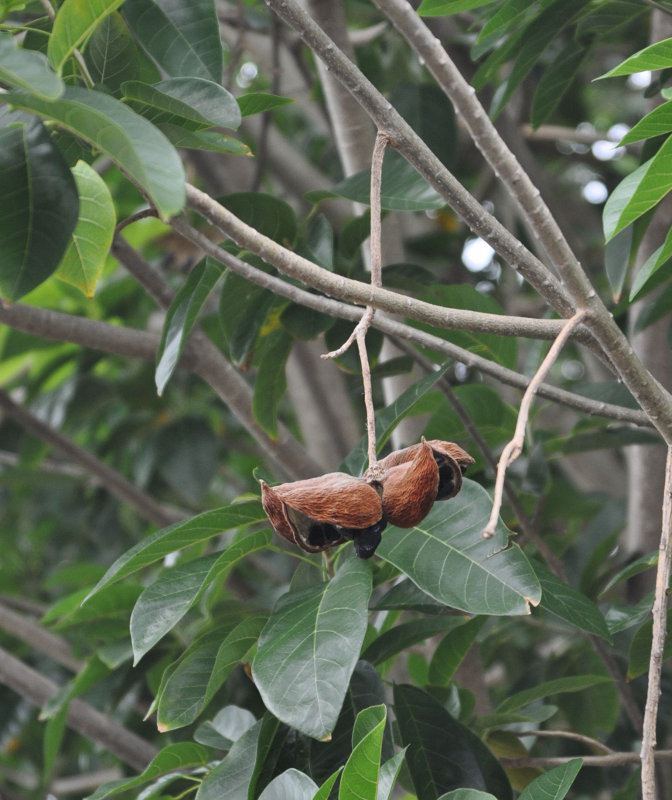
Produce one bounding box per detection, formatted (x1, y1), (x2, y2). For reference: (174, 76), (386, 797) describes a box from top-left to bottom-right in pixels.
(260, 473), (386, 559)
(376, 439), (439, 528)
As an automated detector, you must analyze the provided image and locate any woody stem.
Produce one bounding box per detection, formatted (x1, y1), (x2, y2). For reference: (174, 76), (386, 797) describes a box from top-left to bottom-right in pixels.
(483, 310), (586, 538)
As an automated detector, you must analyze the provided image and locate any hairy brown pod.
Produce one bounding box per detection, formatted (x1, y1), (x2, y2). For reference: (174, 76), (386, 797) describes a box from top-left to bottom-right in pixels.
(260, 473), (386, 559)
(376, 439), (439, 528)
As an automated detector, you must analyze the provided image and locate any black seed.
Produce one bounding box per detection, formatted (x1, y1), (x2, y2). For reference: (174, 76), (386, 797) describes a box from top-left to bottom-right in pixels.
(307, 522), (344, 548)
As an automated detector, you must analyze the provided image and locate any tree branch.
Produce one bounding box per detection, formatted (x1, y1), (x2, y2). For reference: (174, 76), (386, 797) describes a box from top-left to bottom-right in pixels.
(0, 646), (158, 773)
(501, 750), (672, 769)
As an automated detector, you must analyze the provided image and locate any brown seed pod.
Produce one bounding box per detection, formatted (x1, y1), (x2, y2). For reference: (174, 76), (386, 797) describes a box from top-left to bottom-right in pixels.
(376, 439), (439, 528)
(260, 473), (385, 558)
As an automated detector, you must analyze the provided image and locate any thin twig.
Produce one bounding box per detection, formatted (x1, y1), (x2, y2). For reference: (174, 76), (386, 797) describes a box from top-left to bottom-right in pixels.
(115, 207), (158, 235)
(322, 133), (389, 471)
(641, 445), (672, 799)
(483, 311), (587, 538)
(508, 728), (614, 754)
(501, 750), (672, 769)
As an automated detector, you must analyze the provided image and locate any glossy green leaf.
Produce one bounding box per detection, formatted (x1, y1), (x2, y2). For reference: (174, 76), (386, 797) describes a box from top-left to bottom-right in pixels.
(339, 705), (386, 800)
(84, 500), (266, 600)
(620, 101), (672, 145)
(605, 226), (632, 302)
(3, 86), (185, 219)
(362, 617), (462, 666)
(600, 551), (657, 595)
(43, 704), (68, 781)
(605, 592), (653, 635)
(222, 192), (298, 245)
(197, 715), (280, 800)
(54, 160), (115, 297)
(629, 224), (672, 301)
(0, 32), (64, 99)
(418, 0), (494, 16)
(0, 114), (79, 300)
(533, 560), (612, 640)
(123, 77), (241, 130)
(518, 758), (582, 800)
(122, 0), (223, 82)
(437, 792), (497, 800)
(219, 267), (276, 365)
(259, 769), (318, 800)
(280, 304), (334, 341)
(342, 362), (451, 476)
(627, 610), (672, 679)
(395, 685), (512, 800)
(531, 40), (591, 129)
(88, 743), (211, 800)
(252, 558), (372, 740)
(86, 11), (161, 96)
(238, 92), (295, 117)
(603, 136), (672, 241)
(312, 768), (343, 800)
(377, 480), (541, 616)
(599, 37), (672, 79)
(156, 257), (222, 394)
(253, 330), (293, 438)
(157, 615), (266, 730)
(428, 616), (487, 685)
(158, 124), (250, 154)
(377, 750), (407, 800)
(476, 0), (532, 43)
(497, 674), (612, 713)
(332, 151), (444, 211)
(48, 0), (125, 74)
(194, 705), (256, 749)
(373, 579), (444, 614)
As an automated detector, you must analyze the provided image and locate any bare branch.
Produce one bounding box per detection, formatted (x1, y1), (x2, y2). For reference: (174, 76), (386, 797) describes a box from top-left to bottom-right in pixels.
(502, 750), (672, 769)
(0, 603), (81, 673)
(483, 312), (587, 538)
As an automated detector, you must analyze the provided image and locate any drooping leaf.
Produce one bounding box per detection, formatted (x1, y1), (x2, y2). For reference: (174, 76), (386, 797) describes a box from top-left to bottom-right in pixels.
(377, 480), (541, 616)
(87, 743), (211, 800)
(518, 759), (582, 800)
(48, 0), (125, 74)
(253, 329), (293, 438)
(394, 685), (512, 800)
(84, 500), (266, 600)
(598, 37), (672, 79)
(238, 92), (295, 117)
(339, 705), (387, 800)
(219, 266), (277, 365)
(532, 560), (612, 641)
(531, 40), (592, 129)
(629, 224), (672, 301)
(332, 151), (444, 212)
(54, 160), (115, 297)
(428, 616), (487, 685)
(85, 11), (161, 96)
(3, 86), (185, 219)
(252, 558), (372, 740)
(0, 32), (64, 99)
(258, 769), (319, 800)
(603, 136), (672, 241)
(604, 226), (632, 302)
(157, 615), (266, 730)
(155, 257), (222, 394)
(0, 114), (79, 300)
(122, 77), (241, 130)
(122, 0), (223, 82)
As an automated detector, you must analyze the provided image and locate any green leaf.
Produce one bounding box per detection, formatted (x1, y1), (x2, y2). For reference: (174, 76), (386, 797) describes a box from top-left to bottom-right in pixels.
(238, 92), (295, 117)
(377, 480), (541, 616)
(155, 416), (218, 504)
(395, 685), (512, 800)
(600, 551), (657, 595)
(497, 674), (612, 713)
(342, 362), (451, 476)
(0, 114), (79, 300)
(533, 560), (612, 641)
(362, 617), (462, 666)
(0, 32), (64, 99)
(603, 136), (672, 241)
(87, 742), (211, 800)
(197, 715), (280, 800)
(84, 500), (266, 599)
(157, 615), (266, 730)
(157, 124), (250, 154)
(280, 304), (334, 341)
(428, 616), (487, 685)
(48, 0), (125, 74)
(43, 704), (68, 781)
(259, 769), (319, 800)
(123, 77), (241, 130)
(155, 257), (222, 394)
(3, 86), (185, 219)
(339, 705), (386, 800)
(531, 40), (591, 129)
(54, 160), (115, 297)
(605, 226), (632, 302)
(86, 11), (161, 96)
(598, 37), (672, 79)
(221, 192), (298, 245)
(418, 0), (495, 16)
(620, 101), (672, 145)
(253, 330), (293, 438)
(122, 0), (223, 82)
(627, 610), (672, 679)
(333, 151), (444, 211)
(377, 750), (407, 800)
(252, 558), (372, 740)
(194, 705), (257, 749)
(518, 758), (582, 800)
(392, 83), (457, 169)
(219, 267), (276, 365)
(373, 579), (444, 614)
(477, 0), (533, 43)
(437, 792), (497, 800)
(312, 768), (343, 800)
(629, 224), (672, 301)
